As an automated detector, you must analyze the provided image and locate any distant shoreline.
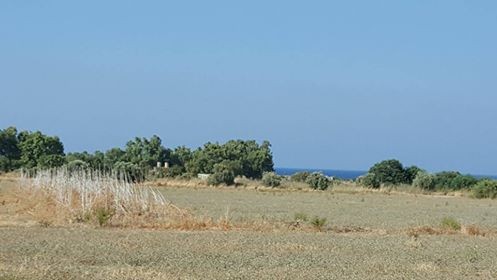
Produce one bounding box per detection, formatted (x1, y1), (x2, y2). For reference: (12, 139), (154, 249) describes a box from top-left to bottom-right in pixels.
(275, 167), (366, 180)
(275, 167), (497, 180)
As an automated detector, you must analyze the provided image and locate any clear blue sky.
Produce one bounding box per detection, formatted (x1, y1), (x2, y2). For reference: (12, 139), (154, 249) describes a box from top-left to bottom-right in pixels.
(1, 1), (496, 174)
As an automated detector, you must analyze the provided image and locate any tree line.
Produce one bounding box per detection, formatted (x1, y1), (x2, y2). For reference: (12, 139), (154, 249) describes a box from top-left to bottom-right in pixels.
(1, 126), (496, 198)
(0, 127), (274, 182)
(360, 159), (497, 199)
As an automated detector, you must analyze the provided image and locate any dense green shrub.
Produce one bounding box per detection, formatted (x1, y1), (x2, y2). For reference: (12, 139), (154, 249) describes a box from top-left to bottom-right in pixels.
(290, 171), (311, 182)
(412, 171), (436, 190)
(432, 171), (460, 189)
(472, 180), (497, 199)
(261, 172), (282, 187)
(431, 172), (478, 190)
(367, 159), (408, 185)
(305, 172), (331, 190)
(448, 174), (478, 190)
(207, 170), (235, 186)
(360, 173), (381, 189)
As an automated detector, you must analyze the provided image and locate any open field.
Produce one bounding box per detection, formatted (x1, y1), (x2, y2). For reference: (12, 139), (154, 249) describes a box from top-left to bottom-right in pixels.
(2, 227), (497, 280)
(157, 183), (497, 230)
(1, 178), (497, 279)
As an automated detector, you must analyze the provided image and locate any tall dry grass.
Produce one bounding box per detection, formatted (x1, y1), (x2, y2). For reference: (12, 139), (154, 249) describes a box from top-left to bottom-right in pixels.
(18, 169), (200, 228)
(21, 169), (167, 216)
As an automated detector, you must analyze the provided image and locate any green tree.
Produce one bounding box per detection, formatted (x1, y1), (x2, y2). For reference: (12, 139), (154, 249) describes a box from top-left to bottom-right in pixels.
(124, 135), (169, 170)
(0, 127), (21, 172)
(367, 159), (408, 186)
(186, 140), (274, 179)
(167, 146), (193, 176)
(18, 130), (65, 169)
(104, 148), (126, 170)
(186, 142), (224, 175)
(405, 165), (422, 184)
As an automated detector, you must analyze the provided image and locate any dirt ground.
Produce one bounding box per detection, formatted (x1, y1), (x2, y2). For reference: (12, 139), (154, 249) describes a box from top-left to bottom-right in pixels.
(1, 178), (497, 279)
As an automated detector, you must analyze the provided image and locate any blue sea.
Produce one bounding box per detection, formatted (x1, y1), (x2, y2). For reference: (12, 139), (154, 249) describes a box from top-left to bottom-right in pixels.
(275, 168), (366, 180)
(275, 167), (497, 180)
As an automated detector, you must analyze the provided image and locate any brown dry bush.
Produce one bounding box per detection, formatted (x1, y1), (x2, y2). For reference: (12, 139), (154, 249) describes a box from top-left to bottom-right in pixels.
(461, 225), (487, 237)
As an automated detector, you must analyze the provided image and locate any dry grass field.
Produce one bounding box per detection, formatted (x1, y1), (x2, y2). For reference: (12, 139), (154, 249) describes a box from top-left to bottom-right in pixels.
(1, 177), (497, 279)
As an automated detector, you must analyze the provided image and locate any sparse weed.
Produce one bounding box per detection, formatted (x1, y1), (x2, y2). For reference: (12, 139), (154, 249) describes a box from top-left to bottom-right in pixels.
(294, 212), (308, 222)
(38, 219), (52, 228)
(310, 216), (327, 231)
(95, 207), (114, 226)
(440, 217), (461, 231)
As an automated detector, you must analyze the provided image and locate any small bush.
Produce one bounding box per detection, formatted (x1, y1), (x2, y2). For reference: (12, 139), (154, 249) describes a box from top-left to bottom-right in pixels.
(66, 160), (90, 172)
(305, 172), (331, 190)
(412, 172), (436, 190)
(207, 170), (235, 186)
(261, 172), (282, 187)
(440, 217), (461, 231)
(294, 212), (309, 222)
(95, 207), (114, 226)
(291, 171), (311, 182)
(360, 173), (381, 189)
(310, 216), (327, 231)
(472, 180), (497, 199)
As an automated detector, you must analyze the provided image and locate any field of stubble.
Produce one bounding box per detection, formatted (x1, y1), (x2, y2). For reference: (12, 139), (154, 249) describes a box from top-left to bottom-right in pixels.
(1, 179), (497, 279)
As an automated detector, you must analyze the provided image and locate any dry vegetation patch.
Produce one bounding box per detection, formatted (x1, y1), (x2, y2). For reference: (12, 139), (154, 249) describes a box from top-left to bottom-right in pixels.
(12, 170), (231, 230)
(3, 172), (497, 237)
